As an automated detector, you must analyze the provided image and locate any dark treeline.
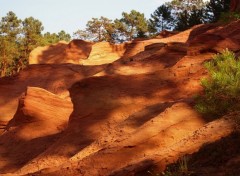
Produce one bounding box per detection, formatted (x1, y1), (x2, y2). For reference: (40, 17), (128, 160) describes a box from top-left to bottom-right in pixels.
(0, 0), (238, 77)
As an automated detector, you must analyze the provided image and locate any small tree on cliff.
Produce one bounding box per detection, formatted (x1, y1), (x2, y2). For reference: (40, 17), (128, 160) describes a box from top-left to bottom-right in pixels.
(195, 49), (240, 117)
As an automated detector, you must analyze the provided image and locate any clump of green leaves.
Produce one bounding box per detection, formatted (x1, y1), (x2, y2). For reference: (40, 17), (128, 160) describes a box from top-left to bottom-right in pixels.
(0, 11), (71, 77)
(220, 12), (240, 23)
(148, 156), (192, 176)
(162, 156), (191, 176)
(195, 49), (240, 117)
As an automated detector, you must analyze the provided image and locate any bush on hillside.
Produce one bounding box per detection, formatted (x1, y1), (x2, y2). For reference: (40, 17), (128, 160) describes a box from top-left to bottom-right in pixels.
(195, 49), (240, 117)
(220, 12), (240, 23)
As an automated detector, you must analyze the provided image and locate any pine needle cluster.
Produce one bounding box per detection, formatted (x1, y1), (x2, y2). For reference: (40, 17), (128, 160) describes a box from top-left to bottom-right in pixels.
(195, 49), (240, 117)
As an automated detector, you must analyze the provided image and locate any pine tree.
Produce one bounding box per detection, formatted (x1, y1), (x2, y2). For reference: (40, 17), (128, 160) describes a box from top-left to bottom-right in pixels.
(205, 0), (231, 22)
(171, 1), (205, 31)
(0, 11), (21, 76)
(115, 10), (148, 40)
(21, 17), (44, 68)
(57, 30), (71, 42)
(42, 32), (59, 45)
(195, 49), (240, 117)
(86, 17), (114, 42)
(175, 10), (189, 31)
(73, 29), (92, 41)
(149, 4), (174, 33)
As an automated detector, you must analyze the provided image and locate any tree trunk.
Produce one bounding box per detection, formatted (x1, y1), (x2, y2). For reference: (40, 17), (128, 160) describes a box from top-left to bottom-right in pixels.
(161, 19), (164, 31)
(1, 62), (6, 77)
(98, 29), (101, 41)
(1, 48), (6, 77)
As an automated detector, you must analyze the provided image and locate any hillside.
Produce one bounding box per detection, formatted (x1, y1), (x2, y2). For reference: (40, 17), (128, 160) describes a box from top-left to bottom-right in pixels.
(0, 21), (240, 176)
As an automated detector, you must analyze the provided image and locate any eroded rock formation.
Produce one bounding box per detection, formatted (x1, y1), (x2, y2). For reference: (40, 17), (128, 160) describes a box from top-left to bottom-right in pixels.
(0, 20), (240, 176)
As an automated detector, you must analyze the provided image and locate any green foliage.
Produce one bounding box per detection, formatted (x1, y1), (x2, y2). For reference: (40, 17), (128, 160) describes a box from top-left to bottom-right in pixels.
(42, 30), (71, 45)
(164, 0), (206, 31)
(116, 10), (148, 40)
(0, 11), (71, 77)
(73, 29), (92, 41)
(42, 32), (59, 45)
(21, 17), (44, 68)
(74, 0), (233, 41)
(188, 9), (204, 27)
(204, 0), (231, 22)
(195, 49), (240, 117)
(86, 17), (114, 42)
(74, 17), (114, 42)
(149, 4), (174, 33)
(0, 11), (21, 76)
(175, 10), (189, 31)
(57, 30), (71, 42)
(219, 11), (240, 23)
(162, 156), (191, 176)
(174, 8), (204, 31)
(148, 156), (191, 176)
(168, 0), (206, 11)
(74, 10), (148, 42)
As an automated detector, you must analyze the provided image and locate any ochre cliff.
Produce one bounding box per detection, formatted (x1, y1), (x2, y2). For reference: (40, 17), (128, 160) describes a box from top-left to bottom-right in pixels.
(0, 21), (240, 176)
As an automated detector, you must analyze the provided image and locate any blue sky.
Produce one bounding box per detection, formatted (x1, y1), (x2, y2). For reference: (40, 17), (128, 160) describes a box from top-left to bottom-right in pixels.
(0, 0), (168, 35)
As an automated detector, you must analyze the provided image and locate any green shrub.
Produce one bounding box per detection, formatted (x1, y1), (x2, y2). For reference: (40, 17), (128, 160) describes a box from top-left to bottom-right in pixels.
(195, 49), (240, 117)
(220, 12), (240, 23)
(162, 156), (191, 176)
(147, 156), (191, 176)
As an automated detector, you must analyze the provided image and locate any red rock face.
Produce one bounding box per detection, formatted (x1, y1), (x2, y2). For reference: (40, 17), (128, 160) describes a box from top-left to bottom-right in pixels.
(29, 40), (128, 65)
(230, 0), (240, 12)
(6, 87), (73, 139)
(187, 20), (240, 55)
(1, 21), (240, 176)
(29, 40), (94, 64)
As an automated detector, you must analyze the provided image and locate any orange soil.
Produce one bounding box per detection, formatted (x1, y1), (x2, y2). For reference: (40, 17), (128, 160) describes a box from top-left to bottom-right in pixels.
(0, 21), (239, 176)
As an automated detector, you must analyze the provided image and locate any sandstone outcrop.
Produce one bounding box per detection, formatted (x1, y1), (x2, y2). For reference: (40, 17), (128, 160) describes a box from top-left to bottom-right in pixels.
(29, 40), (93, 64)
(187, 20), (240, 55)
(0, 21), (240, 176)
(6, 86), (73, 139)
